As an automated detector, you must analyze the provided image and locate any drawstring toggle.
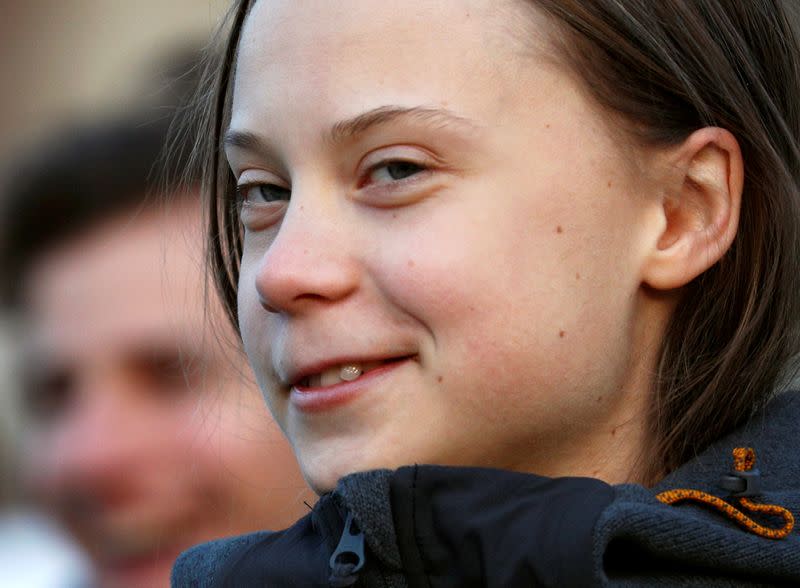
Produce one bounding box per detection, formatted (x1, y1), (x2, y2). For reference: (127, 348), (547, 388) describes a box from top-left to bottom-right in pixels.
(719, 468), (761, 497)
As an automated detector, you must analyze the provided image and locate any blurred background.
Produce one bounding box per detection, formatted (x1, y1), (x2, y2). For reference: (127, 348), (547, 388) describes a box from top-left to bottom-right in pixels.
(0, 0), (226, 482)
(0, 3), (316, 587)
(0, 0), (228, 166)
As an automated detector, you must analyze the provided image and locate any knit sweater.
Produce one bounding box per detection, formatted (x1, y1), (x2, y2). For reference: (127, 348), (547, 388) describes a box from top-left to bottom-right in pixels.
(172, 391), (800, 587)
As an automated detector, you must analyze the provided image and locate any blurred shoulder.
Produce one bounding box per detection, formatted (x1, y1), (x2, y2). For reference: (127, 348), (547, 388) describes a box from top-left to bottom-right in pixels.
(171, 531), (272, 588)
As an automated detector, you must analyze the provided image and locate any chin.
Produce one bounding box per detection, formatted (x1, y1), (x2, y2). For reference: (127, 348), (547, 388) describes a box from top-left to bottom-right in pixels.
(295, 428), (440, 495)
(299, 448), (391, 496)
(302, 462), (352, 496)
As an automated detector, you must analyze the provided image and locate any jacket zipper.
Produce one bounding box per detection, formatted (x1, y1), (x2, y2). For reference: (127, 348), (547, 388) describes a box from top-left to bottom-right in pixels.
(328, 511), (366, 587)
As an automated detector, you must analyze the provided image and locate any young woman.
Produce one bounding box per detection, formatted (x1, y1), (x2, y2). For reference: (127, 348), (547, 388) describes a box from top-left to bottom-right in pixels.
(173, 0), (800, 585)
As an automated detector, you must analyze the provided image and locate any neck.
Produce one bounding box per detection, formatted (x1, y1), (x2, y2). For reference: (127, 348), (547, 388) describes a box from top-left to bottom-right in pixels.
(517, 288), (676, 485)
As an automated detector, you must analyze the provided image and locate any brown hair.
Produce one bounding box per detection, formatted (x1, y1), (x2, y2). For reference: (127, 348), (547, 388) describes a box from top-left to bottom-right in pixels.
(0, 113), (200, 309)
(190, 0), (800, 483)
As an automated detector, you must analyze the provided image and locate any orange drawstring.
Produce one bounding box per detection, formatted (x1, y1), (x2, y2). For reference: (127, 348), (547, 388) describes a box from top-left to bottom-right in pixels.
(655, 448), (794, 540)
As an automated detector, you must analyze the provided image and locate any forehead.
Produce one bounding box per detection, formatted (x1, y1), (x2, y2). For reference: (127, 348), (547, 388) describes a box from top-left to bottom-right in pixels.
(233, 0), (550, 132)
(24, 204), (206, 361)
(242, 0), (516, 52)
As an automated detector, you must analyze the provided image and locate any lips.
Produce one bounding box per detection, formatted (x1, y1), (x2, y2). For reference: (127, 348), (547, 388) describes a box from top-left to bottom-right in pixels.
(297, 360), (383, 388)
(289, 355), (414, 390)
(288, 355), (414, 413)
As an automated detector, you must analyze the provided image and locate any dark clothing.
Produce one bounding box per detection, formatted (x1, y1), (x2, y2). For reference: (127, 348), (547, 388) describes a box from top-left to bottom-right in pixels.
(172, 391), (800, 587)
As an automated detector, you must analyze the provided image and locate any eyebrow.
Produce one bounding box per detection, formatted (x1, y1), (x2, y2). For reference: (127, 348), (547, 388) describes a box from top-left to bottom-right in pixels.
(223, 105), (479, 155)
(328, 105), (478, 143)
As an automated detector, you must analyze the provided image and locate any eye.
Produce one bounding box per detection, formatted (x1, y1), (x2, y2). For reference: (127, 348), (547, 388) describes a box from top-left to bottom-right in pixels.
(130, 350), (198, 401)
(367, 160), (426, 185)
(24, 366), (75, 422)
(236, 182), (291, 204)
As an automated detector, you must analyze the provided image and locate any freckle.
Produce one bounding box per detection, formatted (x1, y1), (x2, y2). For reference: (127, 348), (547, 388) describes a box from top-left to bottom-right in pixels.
(407, 259), (415, 268)
(611, 427), (618, 436)
(300, 205), (305, 210)
(556, 225), (563, 234)
(437, 376), (443, 383)
(468, 305), (476, 311)
(559, 330), (566, 338)
(545, 123), (551, 129)
(596, 395), (602, 402)
(575, 272), (581, 280)
(607, 180), (612, 188)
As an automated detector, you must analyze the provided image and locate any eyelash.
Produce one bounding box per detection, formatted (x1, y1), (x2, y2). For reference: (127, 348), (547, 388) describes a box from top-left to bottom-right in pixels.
(235, 182), (290, 205)
(235, 158), (431, 205)
(360, 159), (429, 188)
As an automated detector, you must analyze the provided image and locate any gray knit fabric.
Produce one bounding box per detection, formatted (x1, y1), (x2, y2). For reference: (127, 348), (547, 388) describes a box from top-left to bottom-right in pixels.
(172, 531), (270, 588)
(337, 470), (400, 569)
(593, 391), (800, 586)
(336, 470), (408, 588)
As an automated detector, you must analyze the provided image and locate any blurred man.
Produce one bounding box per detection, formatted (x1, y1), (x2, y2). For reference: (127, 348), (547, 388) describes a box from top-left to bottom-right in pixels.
(0, 114), (313, 588)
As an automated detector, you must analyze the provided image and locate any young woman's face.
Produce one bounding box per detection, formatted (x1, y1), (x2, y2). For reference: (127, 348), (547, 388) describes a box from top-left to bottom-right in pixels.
(230, 0), (663, 492)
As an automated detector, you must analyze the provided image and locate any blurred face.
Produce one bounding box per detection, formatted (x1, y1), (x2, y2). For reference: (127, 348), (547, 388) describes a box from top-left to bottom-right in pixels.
(230, 0), (665, 493)
(21, 202), (312, 588)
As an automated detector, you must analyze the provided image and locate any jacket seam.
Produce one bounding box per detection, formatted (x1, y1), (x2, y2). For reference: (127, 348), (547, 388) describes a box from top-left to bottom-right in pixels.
(411, 465), (433, 588)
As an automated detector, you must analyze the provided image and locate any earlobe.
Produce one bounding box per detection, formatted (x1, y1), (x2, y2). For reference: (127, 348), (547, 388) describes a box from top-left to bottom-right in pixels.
(642, 127), (743, 291)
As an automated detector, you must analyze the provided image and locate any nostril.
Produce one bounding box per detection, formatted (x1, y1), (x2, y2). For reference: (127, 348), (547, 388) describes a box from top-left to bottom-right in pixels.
(257, 295), (280, 314)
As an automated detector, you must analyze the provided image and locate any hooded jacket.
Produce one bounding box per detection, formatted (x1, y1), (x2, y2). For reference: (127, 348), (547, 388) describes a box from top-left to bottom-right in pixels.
(172, 391), (800, 587)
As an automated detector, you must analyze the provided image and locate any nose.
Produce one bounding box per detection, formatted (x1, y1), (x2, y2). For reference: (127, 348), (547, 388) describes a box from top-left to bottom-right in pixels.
(252, 192), (360, 314)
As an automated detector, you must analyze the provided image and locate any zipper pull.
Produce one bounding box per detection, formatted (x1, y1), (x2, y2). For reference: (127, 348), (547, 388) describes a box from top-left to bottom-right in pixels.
(329, 511), (365, 587)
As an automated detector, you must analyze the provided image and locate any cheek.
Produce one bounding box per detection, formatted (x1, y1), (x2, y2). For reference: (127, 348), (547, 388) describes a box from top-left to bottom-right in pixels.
(369, 194), (575, 339)
(237, 237), (284, 358)
(216, 389), (281, 457)
(237, 263), (270, 371)
(20, 431), (63, 499)
(183, 390), (308, 524)
(171, 405), (248, 500)
(367, 189), (640, 406)
(236, 269), (292, 443)
(237, 257), (259, 337)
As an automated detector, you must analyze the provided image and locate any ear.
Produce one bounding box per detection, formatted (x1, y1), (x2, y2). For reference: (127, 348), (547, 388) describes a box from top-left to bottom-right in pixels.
(642, 127), (743, 291)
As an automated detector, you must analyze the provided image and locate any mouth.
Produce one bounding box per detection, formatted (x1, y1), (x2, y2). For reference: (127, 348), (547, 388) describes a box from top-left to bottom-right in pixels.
(292, 355), (415, 390)
(288, 355), (416, 412)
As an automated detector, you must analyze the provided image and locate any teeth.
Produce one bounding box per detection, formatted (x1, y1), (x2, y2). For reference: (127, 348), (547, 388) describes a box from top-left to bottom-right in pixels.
(339, 365), (363, 381)
(318, 363), (363, 386)
(306, 361), (385, 388)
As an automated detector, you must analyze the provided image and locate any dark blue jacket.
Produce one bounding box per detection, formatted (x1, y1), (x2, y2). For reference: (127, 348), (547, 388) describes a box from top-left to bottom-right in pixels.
(172, 391), (800, 587)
